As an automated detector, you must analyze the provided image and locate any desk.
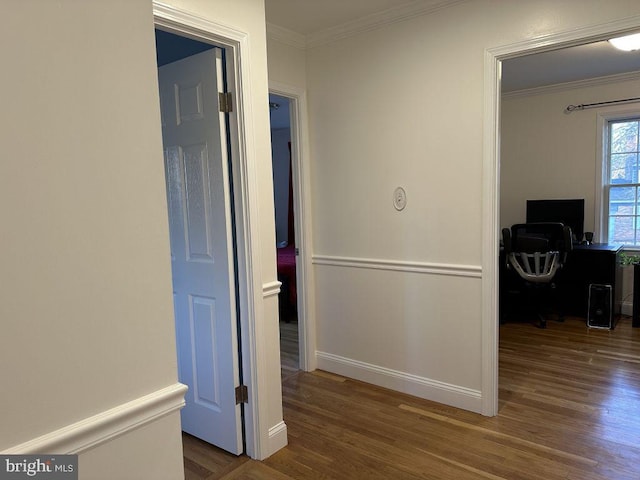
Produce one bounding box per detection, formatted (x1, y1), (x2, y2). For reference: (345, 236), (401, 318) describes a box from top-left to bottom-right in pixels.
(500, 243), (622, 321)
(560, 243), (622, 318)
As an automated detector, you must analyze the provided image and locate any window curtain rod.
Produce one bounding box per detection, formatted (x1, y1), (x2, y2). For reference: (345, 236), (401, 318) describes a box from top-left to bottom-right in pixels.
(566, 96), (640, 113)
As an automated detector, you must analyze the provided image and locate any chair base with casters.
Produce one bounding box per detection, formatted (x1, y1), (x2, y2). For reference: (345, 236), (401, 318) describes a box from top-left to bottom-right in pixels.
(502, 222), (572, 329)
(508, 272), (565, 329)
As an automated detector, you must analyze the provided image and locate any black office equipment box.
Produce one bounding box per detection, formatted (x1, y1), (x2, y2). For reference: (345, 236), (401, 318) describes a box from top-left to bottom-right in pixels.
(587, 284), (614, 329)
(560, 244), (622, 319)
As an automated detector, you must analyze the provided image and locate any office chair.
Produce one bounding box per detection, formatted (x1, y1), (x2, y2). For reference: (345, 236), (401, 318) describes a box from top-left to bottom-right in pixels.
(501, 222), (573, 328)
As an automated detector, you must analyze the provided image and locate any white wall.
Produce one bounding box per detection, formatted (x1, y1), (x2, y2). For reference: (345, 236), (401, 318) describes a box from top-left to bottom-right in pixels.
(306, 6), (485, 406)
(265, 0), (640, 413)
(1, 0), (283, 475)
(267, 38), (307, 89)
(501, 74), (640, 234)
(0, 0), (184, 477)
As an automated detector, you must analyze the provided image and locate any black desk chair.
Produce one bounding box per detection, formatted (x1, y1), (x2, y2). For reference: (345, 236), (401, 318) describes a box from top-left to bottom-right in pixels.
(502, 222), (573, 328)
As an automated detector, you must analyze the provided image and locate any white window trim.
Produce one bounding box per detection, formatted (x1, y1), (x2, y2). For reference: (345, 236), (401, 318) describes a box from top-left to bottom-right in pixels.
(596, 106), (640, 246)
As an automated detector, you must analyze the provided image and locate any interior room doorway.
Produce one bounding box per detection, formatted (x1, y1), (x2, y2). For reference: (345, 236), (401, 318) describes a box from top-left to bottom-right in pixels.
(489, 18), (640, 416)
(270, 93), (300, 380)
(155, 27), (244, 455)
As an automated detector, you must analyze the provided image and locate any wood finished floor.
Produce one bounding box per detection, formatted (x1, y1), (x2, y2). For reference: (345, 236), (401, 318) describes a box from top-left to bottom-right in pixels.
(183, 316), (640, 479)
(279, 319), (299, 383)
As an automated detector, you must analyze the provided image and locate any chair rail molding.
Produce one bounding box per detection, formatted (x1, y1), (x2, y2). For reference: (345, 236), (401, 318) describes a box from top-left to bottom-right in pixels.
(2, 383), (187, 455)
(312, 254), (481, 278)
(262, 280), (282, 298)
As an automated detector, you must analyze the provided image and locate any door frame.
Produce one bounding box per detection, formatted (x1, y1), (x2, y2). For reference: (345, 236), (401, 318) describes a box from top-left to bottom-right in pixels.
(269, 83), (316, 372)
(154, 2), (270, 459)
(482, 15), (640, 416)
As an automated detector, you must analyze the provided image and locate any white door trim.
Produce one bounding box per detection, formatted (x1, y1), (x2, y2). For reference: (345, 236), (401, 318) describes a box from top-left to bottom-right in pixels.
(153, 2), (268, 459)
(269, 82), (317, 372)
(483, 15), (640, 416)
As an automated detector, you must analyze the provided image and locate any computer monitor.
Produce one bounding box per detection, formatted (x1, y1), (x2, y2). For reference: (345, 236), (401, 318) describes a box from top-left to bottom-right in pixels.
(526, 198), (585, 243)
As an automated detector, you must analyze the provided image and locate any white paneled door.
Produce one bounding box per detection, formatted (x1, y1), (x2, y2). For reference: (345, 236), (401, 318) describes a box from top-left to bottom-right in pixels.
(159, 48), (243, 455)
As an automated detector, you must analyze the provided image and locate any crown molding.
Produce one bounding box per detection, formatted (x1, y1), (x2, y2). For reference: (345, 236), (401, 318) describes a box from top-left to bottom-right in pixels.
(503, 69), (640, 99)
(267, 0), (467, 50)
(307, 0), (467, 48)
(266, 22), (306, 49)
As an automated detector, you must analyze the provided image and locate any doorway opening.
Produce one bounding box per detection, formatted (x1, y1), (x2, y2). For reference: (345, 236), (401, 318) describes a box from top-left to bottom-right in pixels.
(154, 3), (290, 460)
(269, 94), (300, 381)
(155, 28), (244, 455)
(269, 84), (315, 375)
(487, 19), (640, 416)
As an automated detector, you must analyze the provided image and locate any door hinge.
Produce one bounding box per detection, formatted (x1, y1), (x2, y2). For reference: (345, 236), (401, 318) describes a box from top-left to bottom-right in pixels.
(295, 248), (300, 256)
(235, 385), (248, 404)
(219, 92), (233, 113)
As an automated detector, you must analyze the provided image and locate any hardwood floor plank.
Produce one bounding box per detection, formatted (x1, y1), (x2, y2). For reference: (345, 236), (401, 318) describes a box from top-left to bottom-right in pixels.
(217, 459), (297, 480)
(184, 315), (640, 479)
(182, 433), (250, 479)
(280, 320), (299, 383)
(398, 403), (597, 466)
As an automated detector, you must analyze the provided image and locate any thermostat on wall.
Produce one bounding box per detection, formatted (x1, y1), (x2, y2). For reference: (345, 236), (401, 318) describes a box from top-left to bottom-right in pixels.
(393, 187), (407, 211)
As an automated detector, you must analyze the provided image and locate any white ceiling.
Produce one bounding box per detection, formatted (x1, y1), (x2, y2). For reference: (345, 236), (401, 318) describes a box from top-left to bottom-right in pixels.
(264, 0), (640, 92)
(502, 40), (640, 92)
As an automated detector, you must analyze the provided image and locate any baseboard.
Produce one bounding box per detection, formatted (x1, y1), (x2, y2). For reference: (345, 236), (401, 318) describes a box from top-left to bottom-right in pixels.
(622, 301), (633, 317)
(316, 351), (482, 414)
(2, 383), (188, 455)
(266, 421), (288, 458)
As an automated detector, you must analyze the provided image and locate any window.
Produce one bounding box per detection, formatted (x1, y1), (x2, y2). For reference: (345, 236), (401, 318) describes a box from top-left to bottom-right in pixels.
(606, 118), (640, 245)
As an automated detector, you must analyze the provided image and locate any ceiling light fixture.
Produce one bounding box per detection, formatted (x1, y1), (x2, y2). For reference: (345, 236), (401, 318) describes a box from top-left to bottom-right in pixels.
(609, 32), (640, 51)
